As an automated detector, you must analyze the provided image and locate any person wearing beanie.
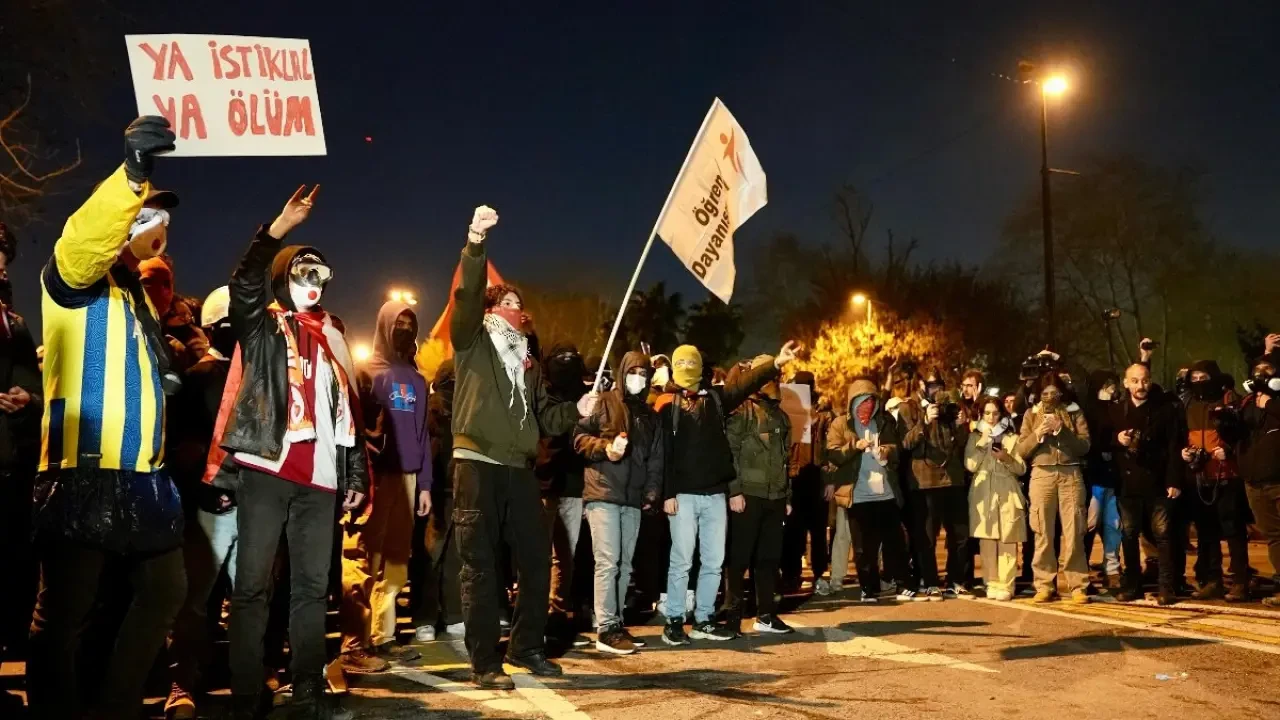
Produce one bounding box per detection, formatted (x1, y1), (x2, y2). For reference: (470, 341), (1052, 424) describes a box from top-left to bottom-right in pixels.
(1181, 359), (1249, 602)
(828, 378), (911, 602)
(653, 340), (799, 647)
(204, 185), (368, 720)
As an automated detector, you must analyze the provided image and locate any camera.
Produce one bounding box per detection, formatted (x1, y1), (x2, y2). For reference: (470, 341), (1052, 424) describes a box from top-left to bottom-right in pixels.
(1245, 372), (1280, 397)
(1185, 446), (1209, 469)
(1019, 352), (1061, 382)
(1140, 339), (1160, 352)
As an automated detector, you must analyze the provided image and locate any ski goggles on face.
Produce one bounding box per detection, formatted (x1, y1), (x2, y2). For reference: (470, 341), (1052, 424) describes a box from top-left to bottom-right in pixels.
(289, 256), (332, 288)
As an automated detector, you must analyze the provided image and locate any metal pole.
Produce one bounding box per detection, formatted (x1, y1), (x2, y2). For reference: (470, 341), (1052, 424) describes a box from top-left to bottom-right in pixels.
(1040, 90), (1056, 351)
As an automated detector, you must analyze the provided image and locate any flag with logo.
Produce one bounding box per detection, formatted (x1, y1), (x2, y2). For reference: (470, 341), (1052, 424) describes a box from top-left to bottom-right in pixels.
(655, 98), (767, 303)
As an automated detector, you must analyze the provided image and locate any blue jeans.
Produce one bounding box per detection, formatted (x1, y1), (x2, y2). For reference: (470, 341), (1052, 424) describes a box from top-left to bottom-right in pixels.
(1088, 486), (1121, 575)
(665, 493), (727, 624)
(585, 502), (641, 630)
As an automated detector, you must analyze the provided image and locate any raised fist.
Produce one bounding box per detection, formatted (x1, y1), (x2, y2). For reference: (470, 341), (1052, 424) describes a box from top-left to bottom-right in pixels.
(470, 205), (499, 238)
(123, 116), (176, 184)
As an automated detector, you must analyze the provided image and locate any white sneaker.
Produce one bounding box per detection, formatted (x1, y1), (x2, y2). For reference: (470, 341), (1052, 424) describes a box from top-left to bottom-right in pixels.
(897, 588), (922, 602)
(444, 622), (466, 636)
(815, 578), (833, 596)
(413, 625), (436, 643)
(987, 590), (1013, 601)
(924, 586), (945, 602)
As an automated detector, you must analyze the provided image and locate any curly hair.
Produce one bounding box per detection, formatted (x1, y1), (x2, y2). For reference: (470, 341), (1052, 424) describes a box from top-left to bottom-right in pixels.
(484, 283), (524, 310)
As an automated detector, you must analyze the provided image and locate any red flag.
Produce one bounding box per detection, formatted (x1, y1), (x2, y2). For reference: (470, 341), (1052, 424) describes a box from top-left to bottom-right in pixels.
(417, 260), (505, 378)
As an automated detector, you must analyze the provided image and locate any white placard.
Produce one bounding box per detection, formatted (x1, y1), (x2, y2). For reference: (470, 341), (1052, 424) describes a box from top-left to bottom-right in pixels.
(124, 34), (327, 156)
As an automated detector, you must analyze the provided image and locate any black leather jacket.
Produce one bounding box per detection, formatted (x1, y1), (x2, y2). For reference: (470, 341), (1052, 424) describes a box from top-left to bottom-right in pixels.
(215, 226), (368, 496)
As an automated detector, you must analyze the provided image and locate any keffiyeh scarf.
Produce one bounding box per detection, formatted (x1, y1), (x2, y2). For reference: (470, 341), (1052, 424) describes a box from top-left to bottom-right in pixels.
(483, 312), (530, 427)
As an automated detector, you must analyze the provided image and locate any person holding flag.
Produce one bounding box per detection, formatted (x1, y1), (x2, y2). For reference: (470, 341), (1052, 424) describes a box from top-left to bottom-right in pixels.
(448, 205), (598, 689)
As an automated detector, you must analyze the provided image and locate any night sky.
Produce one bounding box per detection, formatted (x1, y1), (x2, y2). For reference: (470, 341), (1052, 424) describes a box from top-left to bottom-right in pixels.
(19, 1), (1280, 347)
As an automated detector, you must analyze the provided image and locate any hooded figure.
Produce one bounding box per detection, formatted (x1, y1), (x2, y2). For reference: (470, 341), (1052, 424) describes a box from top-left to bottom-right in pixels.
(534, 341), (589, 634)
(362, 301), (432, 486)
(209, 195), (369, 717)
(825, 377), (910, 601)
(573, 351), (664, 651)
(341, 300), (434, 664)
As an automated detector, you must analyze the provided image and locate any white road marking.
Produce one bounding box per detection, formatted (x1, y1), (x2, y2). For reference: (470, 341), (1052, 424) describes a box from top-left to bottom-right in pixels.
(789, 618), (996, 672)
(958, 596), (1280, 656)
(407, 636), (592, 719)
(512, 673), (593, 720)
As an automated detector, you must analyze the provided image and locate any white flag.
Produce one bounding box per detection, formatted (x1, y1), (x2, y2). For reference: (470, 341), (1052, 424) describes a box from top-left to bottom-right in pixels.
(655, 98), (766, 303)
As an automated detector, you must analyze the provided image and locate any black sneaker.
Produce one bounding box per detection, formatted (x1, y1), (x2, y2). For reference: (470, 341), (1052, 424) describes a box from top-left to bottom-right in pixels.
(662, 619), (690, 647)
(752, 614), (794, 634)
(595, 628), (636, 656)
(372, 641), (422, 663)
(620, 627), (646, 648)
(1115, 586), (1143, 602)
(1156, 590), (1178, 606)
(689, 621), (736, 641)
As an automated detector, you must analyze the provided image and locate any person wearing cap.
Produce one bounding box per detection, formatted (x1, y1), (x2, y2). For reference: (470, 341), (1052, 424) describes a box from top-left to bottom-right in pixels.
(164, 286), (241, 718)
(0, 220), (42, 673)
(204, 185), (367, 720)
(27, 116), (186, 720)
(653, 340), (798, 647)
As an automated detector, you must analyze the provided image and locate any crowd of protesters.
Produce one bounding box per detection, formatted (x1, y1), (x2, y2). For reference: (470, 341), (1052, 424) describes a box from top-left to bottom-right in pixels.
(2, 115), (1280, 719)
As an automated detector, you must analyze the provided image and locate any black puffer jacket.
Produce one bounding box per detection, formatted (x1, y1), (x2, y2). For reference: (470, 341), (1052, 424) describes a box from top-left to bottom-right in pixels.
(574, 352), (663, 508)
(217, 227), (368, 496)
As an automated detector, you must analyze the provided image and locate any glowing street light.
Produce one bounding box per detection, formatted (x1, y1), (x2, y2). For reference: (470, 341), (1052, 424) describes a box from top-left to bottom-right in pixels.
(850, 293), (872, 324)
(389, 288), (418, 306)
(354, 343), (372, 363)
(1042, 75), (1068, 96)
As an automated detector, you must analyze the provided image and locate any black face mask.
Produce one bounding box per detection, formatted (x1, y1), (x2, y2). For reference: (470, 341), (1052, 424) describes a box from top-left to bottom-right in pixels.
(1190, 379), (1216, 401)
(0, 277), (13, 307)
(392, 328), (416, 356)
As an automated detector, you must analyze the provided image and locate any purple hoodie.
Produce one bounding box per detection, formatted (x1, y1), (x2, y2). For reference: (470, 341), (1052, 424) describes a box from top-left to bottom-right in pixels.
(362, 301), (432, 490)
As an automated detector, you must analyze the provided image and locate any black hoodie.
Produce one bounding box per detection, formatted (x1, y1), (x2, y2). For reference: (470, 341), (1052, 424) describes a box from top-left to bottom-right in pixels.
(536, 342), (588, 497)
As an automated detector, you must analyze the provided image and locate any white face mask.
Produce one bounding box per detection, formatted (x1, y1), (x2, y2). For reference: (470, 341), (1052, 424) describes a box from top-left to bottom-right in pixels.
(1097, 388), (1114, 401)
(127, 207), (170, 260)
(652, 366), (670, 387)
(625, 374), (648, 396)
(290, 280), (322, 311)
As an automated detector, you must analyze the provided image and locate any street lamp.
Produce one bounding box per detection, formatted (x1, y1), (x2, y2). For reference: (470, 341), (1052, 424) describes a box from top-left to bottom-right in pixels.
(1036, 71), (1069, 350)
(850, 293), (872, 325)
(389, 288), (418, 306)
(353, 343), (372, 363)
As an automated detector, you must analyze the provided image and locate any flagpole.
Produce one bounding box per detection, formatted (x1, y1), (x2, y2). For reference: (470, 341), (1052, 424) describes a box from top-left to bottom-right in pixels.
(593, 100), (722, 392)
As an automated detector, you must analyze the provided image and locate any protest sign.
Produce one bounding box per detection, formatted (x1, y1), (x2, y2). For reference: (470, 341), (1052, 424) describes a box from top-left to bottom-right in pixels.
(780, 383), (813, 445)
(124, 34), (327, 156)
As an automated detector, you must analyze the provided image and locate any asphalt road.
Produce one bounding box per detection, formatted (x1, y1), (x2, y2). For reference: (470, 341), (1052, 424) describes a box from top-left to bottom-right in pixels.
(336, 587), (1280, 720)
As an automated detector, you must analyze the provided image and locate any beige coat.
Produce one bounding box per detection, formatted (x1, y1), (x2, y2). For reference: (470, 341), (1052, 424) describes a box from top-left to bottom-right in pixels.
(965, 431), (1028, 543)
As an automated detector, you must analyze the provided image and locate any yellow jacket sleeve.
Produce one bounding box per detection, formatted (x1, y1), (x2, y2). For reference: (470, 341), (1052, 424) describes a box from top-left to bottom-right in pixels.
(52, 165), (146, 289)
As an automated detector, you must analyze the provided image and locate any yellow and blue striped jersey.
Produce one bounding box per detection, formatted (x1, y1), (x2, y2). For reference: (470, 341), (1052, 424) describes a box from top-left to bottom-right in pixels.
(39, 165), (166, 473)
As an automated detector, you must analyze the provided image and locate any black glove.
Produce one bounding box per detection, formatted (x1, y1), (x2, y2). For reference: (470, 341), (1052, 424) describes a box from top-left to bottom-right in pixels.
(123, 116), (176, 184)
